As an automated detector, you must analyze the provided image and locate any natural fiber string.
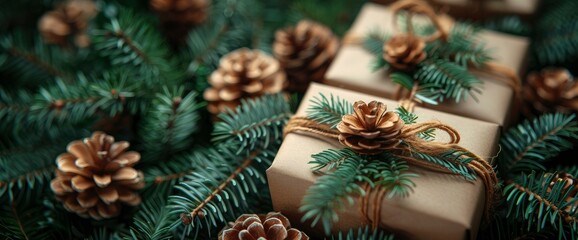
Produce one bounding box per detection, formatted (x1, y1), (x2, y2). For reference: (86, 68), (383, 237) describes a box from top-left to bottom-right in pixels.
(284, 114), (499, 229)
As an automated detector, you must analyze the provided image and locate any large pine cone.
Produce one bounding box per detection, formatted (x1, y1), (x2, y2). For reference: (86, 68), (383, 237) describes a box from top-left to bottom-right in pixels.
(219, 212), (309, 240)
(273, 20), (339, 92)
(150, 0), (209, 25)
(203, 48), (287, 115)
(50, 132), (144, 220)
(38, 0), (98, 47)
(337, 101), (405, 154)
(383, 34), (427, 70)
(524, 68), (578, 114)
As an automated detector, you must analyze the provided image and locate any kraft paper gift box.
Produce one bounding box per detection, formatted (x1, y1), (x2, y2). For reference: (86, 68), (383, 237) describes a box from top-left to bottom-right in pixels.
(324, 3), (529, 127)
(267, 83), (500, 240)
(371, 0), (540, 20)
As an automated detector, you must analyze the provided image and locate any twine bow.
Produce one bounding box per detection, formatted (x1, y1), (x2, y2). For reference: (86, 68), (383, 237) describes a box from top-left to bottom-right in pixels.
(284, 99), (498, 230)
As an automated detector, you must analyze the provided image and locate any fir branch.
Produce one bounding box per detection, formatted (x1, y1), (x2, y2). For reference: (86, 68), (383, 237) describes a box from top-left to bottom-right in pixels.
(409, 150), (476, 181)
(0, 33), (72, 87)
(330, 226), (396, 240)
(363, 30), (389, 56)
(0, 200), (56, 240)
(127, 196), (174, 240)
(139, 87), (203, 163)
(167, 144), (276, 238)
(300, 153), (369, 235)
(371, 158), (418, 198)
(93, 8), (183, 85)
(427, 23), (492, 68)
(497, 113), (578, 176)
(212, 94), (292, 153)
(307, 94), (353, 128)
(310, 148), (359, 173)
(414, 59), (482, 103)
(504, 172), (578, 239)
(396, 107), (435, 140)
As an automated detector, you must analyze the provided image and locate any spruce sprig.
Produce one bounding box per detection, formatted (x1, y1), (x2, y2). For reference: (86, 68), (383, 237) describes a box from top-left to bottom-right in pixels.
(330, 226), (396, 240)
(497, 113), (578, 176)
(504, 172), (578, 239)
(307, 94), (353, 128)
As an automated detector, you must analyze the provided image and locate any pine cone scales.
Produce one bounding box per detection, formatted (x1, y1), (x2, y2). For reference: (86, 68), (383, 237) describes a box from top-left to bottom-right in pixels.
(383, 34), (427, 70)
(219, 212), (309, 240)
(50, 132), (144, 220)
(38, 0), (98, 47)
(524, 68), (578, 114)
(204, 48), (286, 115)
(337, 101), (405, 154)
(273, 20), (339, 92)
(150, 0), (209, 25)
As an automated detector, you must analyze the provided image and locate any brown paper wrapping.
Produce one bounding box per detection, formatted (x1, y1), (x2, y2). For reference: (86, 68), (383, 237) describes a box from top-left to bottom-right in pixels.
(324, 3), (529, 127)
(267, 83), (500, 240)
(371, 0), (539, 20)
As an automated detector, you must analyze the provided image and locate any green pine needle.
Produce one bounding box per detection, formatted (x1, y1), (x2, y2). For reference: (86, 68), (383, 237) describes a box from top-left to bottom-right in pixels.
(307, 94), (353, 128)
(414, 60), (482, 103)
(330, 225), (396, 240)
(497, 113), (578, 176)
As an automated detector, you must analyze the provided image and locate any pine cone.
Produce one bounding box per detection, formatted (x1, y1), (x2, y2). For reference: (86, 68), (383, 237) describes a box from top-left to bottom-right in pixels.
(203, 48), (287, 115)
(524, 68), (578, 114)
(273, 20), (339, 92)
(337, 101), (405, 154)
(150, 0), (209, 25)
(50, 132), (144, 220)
(219, 212), (309, 240)
(383, 34), (427, 70)
(38, 0), (98, 47)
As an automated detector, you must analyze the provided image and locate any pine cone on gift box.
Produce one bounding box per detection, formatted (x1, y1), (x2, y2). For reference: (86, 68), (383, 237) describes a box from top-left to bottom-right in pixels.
(337, 101), (405, 155)
(524, 68), (578, 114)
(50, 132), (144, 220)
(383, 34), (427, 70)
(219, 212), (309, 240)
(203, 48), (287, 115)
(38, 0), (98, 47)
(273, 20), (339, 92)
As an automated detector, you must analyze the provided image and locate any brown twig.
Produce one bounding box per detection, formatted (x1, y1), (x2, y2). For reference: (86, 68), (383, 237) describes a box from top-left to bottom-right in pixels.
(510, 181), (578, 223)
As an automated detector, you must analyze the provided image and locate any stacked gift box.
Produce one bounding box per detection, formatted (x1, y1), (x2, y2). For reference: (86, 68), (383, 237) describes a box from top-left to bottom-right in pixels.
(266, 1), (531, 239)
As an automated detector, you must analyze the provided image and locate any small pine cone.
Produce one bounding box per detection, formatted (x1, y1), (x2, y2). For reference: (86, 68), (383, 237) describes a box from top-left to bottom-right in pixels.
(203, 48), (287, 115)
(150, 0), (209, 25)
(273, 20), (339, 92)
(383, 34), (427, 70)
(337, 101), (405, 154)
(38, 0), (98, 47)
(50, 132), (144, 220)
(524, 68), (578, 114)
(219, 212), (309, 240)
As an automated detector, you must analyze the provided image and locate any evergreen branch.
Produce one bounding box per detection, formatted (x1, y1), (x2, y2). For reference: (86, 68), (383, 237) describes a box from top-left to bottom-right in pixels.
(330, 226), (396, 240)
(167, 143), (276, 238)
(212, 94), (292, 152)
(409, 150), (476, 181)
(363, 30), (389, 56)
(139, 87), (203, 163)
(427, 23), (492, 68)
(497, 113), (578, 176)
(93, 8), (183, 85)
(504, 172), (578, 238)
(300, 154), (369, 235)
(372, 158), (418, 198)
(414, 59), (482, 103)
(309, 148), (359, 173)
(127, 196), (174, 240)
(0, 200), (56, 240)
(307, 94), (353, 128)
(395, 107), (434, 140)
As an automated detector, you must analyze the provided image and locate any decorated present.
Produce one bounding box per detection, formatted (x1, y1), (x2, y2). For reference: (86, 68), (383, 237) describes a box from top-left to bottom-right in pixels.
(371, 0), (540, 20)
(324, 1), (529, 127)
(267, 83), (500, 240)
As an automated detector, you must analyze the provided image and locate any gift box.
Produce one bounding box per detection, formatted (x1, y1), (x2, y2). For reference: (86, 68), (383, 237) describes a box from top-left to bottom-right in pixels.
(324, 3), (529, 127)
(371, 0), (540, 20)
(429, 0), (540, 20)
(267, 83), (500, 240)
